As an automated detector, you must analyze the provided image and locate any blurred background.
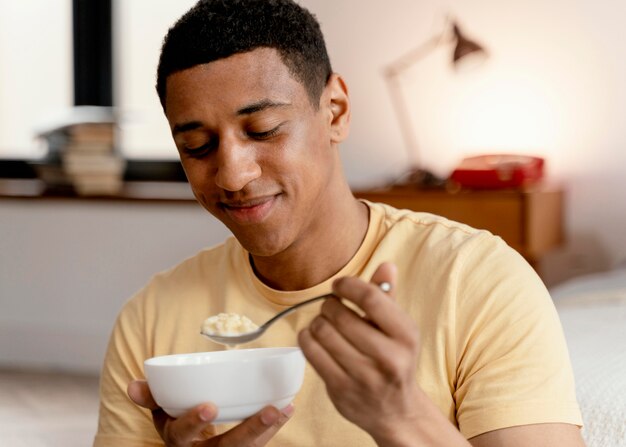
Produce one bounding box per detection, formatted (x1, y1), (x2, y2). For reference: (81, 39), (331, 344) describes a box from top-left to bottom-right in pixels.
(1, 0), (626, 445)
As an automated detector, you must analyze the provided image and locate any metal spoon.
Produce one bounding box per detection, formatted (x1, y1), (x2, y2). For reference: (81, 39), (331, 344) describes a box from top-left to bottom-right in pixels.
(201, 282), (391, 346)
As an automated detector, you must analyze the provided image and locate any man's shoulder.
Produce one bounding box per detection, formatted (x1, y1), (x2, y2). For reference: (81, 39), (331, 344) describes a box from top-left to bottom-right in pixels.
(364, 199), (519, 279)
(126, 236), (242, 306)
(366, 199), (495, 247)
(114, 238), (245, 333)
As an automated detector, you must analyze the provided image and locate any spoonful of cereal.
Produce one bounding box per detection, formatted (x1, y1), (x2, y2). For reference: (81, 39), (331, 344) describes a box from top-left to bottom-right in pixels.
(201, 282), (391, 346)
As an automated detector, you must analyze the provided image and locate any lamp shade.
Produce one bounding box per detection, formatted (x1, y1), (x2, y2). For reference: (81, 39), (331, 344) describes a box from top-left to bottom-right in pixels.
(452, 23), (487, 64)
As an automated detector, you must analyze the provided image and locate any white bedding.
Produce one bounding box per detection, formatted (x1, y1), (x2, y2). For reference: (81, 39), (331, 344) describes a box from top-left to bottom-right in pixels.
(551, 268), (626, 447)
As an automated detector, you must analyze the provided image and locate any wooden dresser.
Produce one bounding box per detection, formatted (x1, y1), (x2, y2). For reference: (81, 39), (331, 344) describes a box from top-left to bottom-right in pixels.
(353, 185), (564, 268)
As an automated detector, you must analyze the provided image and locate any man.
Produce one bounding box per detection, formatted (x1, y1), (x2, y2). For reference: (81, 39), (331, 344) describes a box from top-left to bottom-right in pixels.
(94, 1), (585, 446)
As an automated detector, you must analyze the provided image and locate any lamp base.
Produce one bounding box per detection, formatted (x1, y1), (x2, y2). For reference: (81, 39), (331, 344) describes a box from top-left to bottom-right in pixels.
(391, 167), (447, 189)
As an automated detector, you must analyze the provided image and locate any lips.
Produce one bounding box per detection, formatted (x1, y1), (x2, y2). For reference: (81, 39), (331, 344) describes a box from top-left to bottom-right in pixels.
(220, 195), (279, 224)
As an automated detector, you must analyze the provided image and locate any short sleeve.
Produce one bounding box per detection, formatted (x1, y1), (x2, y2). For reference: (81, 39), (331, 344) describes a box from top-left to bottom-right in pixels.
(453, 235), (582, 439)
(94, 289), (163, 447)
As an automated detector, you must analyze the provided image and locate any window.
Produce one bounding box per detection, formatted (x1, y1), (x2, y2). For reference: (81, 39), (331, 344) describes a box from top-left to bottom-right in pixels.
(0, 0), (73, 159)
(0, 0), (195, 180)
(114, 0), (197, 160)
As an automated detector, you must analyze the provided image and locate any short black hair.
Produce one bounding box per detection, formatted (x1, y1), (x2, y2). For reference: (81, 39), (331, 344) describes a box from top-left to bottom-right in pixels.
(156, 0), (333, 110)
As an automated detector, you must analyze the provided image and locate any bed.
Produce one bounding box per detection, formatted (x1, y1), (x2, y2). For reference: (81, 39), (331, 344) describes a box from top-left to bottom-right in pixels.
(550, 265), (626, 447)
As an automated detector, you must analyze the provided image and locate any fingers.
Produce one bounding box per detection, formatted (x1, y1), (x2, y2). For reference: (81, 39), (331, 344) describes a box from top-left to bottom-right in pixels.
(332, 263), (416, 343)
(128, 379), (218, 445)
(165, 403), (218, 445)
(300, 262), (411, 368)
(315, 298), (401, 362)
(163, 404), (292, 447)
(128, 380), (293, 446)
(299, 270), (403, 389)
(368, 262), (397, 299)
(215, 404), (294, 446)
(298, 319), (354, 386)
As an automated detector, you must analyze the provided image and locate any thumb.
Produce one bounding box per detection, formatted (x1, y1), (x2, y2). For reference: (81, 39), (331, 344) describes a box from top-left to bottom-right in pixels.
(369, 262), (397, 299)
(127, 379), (159, 410)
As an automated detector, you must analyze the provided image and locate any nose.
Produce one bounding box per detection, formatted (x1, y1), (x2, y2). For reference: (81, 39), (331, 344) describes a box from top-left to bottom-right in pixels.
(214, 137), (262, 191)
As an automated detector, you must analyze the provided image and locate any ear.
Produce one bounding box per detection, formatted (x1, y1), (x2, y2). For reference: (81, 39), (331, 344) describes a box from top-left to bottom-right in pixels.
(322, 73), (351, 143)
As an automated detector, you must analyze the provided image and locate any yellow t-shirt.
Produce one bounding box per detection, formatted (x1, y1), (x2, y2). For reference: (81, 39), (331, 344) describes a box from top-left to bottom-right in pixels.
(94, 201), (582, 446)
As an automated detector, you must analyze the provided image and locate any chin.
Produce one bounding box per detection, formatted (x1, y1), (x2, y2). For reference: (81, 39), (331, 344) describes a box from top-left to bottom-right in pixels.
(232, 229), (290, 258)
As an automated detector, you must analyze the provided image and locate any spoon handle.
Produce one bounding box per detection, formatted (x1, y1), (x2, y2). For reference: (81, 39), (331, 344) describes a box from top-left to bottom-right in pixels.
(261, 294), (333, 329)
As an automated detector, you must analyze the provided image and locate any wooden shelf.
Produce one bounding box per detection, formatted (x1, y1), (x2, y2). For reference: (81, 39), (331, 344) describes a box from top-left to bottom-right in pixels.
(0, 179), (196, 203)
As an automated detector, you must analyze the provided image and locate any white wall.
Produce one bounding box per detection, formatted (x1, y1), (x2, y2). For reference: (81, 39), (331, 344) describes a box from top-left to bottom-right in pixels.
(0, 199), (230, 372)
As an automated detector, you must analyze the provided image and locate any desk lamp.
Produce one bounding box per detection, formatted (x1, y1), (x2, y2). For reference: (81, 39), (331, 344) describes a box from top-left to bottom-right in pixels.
(384, 18), (488, 188)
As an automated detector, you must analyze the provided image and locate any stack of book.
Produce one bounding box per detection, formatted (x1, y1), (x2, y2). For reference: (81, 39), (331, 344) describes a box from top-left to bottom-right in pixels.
(61, 122), (126, 196)
(33, 106), (126, 196)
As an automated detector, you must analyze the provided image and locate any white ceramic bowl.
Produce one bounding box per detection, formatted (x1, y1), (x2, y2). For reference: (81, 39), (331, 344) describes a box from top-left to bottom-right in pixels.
(144, 347), (305, 423)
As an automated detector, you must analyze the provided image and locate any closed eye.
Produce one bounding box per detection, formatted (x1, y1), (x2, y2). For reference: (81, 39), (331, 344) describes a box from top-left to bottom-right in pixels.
(248, 124), (282, 140)
(183, 141), (217, 158)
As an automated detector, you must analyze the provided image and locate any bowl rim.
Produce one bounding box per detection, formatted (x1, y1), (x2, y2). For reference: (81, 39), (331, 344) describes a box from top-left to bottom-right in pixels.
(144, 346), (302, 367)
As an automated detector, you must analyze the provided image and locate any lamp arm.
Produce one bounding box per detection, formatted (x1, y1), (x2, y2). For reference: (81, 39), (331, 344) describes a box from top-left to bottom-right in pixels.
(383, 25), (449, 171)
(383, 13), (456, 78)
(383, 33), (445, 78)
(385, 74), (420, 168)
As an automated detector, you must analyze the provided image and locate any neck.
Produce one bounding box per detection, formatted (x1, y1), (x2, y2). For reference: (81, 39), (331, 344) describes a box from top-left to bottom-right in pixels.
(250, 178), (369, 291)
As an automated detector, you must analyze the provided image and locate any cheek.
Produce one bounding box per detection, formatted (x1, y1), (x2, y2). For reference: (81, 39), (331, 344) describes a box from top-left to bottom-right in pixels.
(285, 118), (330, 164)
(297, 124), (334, 176)
(180, 161), (218, 207)
(181, 159), (210, 184)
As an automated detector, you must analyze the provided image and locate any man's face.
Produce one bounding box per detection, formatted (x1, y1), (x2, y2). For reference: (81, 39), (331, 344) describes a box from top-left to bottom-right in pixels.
(165, 48), (339, 257)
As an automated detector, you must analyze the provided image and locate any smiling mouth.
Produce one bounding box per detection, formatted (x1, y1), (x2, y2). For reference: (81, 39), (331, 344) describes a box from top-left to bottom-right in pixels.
(219, 194), (280, 224)
(221, 196), (274, 209)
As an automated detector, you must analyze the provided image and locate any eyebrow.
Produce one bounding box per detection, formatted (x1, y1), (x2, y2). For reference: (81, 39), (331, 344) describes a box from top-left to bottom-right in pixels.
(172, 99), (291, 136)
(172, 121), (203, 136)
(236, 99), (291, 116)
